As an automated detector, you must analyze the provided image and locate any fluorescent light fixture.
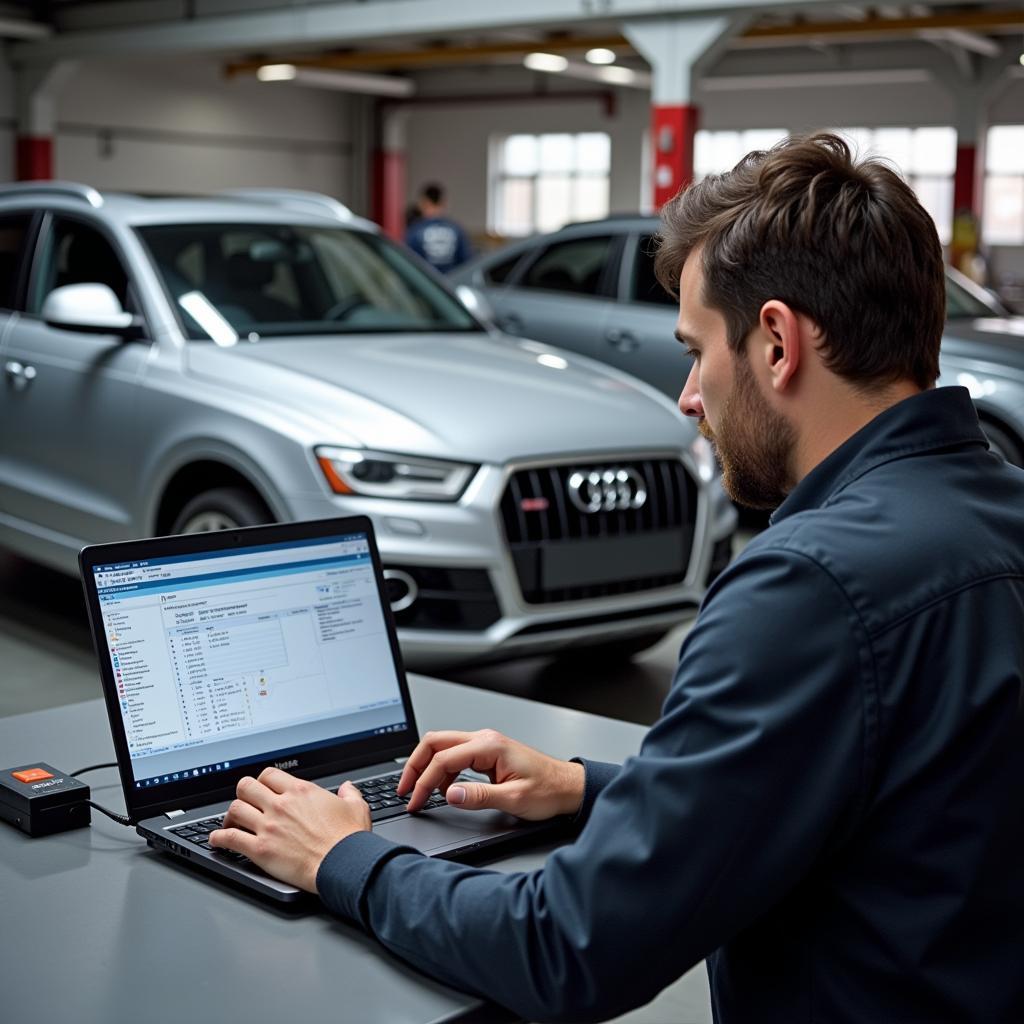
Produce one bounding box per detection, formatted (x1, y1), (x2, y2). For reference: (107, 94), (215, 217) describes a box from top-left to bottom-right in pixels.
(178, 291), (239, 348)
(524, 52), (569, 73)
(257, 64), (297, 82)
(293, 67), (414, 97)
(0, 16), (52, 39)
(585, 48), (617, 65)
(597, 65), (638, 85)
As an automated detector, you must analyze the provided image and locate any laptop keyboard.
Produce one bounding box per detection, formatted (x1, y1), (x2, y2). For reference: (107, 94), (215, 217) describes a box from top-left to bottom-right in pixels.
(168, 772), (451, 860)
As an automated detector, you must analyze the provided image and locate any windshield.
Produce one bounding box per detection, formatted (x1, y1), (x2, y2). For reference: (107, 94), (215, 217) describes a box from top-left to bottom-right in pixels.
(137, 222), (480, 341)
(945, 271), (1004, 320)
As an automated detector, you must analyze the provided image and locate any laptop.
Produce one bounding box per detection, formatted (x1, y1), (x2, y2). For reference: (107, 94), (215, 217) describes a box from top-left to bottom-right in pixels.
(79, 515), (549, 902)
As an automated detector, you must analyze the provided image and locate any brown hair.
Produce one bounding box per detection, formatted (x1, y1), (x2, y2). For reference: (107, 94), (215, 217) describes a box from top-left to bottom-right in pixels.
(654, 132), (944, 390)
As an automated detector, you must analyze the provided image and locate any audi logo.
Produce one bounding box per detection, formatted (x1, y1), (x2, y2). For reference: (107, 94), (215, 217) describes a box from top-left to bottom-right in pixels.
(567, 467), (648, 514)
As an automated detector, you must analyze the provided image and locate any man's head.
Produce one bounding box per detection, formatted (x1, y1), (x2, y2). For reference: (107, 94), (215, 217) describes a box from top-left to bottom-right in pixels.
(418, 183), (446, 217)
(656, 132), (945, 508)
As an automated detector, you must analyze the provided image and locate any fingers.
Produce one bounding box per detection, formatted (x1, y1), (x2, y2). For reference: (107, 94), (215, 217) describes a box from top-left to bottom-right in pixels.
(337, 780), (365, 803)
(446, 779), (525, 817)
(232, 775), (276, 812)
(256, 766), (297, 793)
(397, 731), (475, 795)
(208, 825), (258, 859)
(407, 738), (496, 813)
(221, 797), (262, 834)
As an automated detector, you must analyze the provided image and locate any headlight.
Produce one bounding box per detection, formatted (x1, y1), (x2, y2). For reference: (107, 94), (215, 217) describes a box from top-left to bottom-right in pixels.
(315, 447), (477, 501)
(688, 435), (718, 483)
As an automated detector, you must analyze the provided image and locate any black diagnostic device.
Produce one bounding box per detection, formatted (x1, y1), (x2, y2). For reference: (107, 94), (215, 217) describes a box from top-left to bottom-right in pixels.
(0, 763), (91, 836)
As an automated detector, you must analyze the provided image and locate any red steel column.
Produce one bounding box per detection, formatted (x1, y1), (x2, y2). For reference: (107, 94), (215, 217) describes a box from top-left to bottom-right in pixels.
(953, 144), (977, 214)
(372, 148), (406, 242)
(373, 106), (408, 242)
(15, 136), (53, 180)
(652, 104), (699, 209)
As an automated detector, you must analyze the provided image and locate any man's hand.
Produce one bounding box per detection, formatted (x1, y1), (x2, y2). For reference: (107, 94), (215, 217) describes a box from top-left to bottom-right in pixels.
(209, 767), (371, 893)
(397, 729), (585, 821)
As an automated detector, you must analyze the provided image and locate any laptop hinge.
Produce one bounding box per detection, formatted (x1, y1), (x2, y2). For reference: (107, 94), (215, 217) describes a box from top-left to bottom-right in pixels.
(393, 756), (408, 764)
(165, 809), (186, 819)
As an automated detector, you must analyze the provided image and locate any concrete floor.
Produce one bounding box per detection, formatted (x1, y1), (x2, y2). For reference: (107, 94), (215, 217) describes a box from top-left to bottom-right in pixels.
(0, 541), (742, 1023)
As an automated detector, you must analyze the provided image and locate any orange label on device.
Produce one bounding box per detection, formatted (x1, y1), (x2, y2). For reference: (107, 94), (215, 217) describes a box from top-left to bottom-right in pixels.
(12, 768), (54, 783)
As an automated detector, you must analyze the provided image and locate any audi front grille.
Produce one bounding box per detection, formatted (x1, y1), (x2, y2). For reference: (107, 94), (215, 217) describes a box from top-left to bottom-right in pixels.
(499, 458), (698, 604)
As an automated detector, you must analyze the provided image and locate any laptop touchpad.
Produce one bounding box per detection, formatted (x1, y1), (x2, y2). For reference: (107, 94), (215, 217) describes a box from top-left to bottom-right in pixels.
(375, 807), (522, 855)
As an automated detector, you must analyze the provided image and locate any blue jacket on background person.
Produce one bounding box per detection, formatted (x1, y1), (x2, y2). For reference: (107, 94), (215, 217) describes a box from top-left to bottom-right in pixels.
(405, 182), (471, 273)
(405, 216), (472, 274)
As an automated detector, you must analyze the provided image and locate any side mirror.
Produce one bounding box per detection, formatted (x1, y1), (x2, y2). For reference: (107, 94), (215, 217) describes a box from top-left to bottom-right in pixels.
(454, 284), (497, 330)
(41, 283), (145, 338)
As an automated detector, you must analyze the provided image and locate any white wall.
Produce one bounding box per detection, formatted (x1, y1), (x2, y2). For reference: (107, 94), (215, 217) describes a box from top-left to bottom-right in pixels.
(0, 56), (370, 208)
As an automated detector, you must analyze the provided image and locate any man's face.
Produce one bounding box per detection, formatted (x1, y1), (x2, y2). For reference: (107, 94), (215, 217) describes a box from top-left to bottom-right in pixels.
(675, 252), (796, 510)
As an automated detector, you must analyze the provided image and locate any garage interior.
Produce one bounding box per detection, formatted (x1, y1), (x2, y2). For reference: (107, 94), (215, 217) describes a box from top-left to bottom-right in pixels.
(2, 2), (1023, 1022)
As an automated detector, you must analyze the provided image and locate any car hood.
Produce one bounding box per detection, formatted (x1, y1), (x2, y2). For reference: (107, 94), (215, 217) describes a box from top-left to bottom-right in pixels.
(943, 318), (1024, 372)
(184, 331), (693, 462)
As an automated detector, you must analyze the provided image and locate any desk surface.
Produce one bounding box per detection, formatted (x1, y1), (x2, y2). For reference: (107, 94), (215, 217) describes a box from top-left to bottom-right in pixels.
(0, 675), (645, 1024)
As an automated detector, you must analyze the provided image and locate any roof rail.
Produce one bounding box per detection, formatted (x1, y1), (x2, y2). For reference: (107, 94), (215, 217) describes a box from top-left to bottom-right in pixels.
(0, 181), (103, 208)
(218, 189), (354, 222)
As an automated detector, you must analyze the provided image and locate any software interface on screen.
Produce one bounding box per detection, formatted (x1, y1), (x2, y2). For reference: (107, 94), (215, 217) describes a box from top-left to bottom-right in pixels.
(91, 533), (407, 790)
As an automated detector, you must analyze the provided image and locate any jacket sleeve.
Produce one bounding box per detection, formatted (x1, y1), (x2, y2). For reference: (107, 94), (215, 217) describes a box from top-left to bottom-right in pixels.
(316, 548), (874, 1022)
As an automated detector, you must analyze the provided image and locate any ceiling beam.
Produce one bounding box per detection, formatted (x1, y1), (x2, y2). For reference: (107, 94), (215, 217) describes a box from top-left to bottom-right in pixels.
(13, 0), (1024, 64)
(736, 8), (1024, 48)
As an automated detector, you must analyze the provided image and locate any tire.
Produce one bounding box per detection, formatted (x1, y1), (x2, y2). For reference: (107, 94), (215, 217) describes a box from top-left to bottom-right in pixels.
(980, 420), (1024, 468)
(567, 629), (672, 664)
(170, 487), (272, 534)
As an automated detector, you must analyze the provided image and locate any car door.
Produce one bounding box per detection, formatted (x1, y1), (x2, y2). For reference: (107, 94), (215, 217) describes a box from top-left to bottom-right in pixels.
(486, 232), (624, 363)
(0, 209), (36, 352)
(600, 232), (691, 398)
(0, 211), (150, 548)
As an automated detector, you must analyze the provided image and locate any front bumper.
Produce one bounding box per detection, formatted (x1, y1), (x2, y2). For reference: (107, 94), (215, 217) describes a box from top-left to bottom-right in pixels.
(290, 450), (736, 670)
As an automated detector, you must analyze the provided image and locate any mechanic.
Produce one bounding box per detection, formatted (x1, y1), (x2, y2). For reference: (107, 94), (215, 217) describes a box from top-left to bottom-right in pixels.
(404, 182), (472, 274)
(211, 133), (1024, 1022)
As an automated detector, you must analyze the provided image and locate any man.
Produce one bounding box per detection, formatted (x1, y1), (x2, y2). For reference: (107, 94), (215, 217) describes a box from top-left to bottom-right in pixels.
(211, 134), (1024, 1022)
(405, 182), (472, 273)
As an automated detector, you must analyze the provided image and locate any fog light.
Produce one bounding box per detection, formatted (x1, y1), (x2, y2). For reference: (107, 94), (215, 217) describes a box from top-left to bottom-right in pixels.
(383, 569), (418, 613)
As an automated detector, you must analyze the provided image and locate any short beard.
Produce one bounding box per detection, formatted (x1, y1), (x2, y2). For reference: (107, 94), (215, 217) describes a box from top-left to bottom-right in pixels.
(699, 355), (796, 511)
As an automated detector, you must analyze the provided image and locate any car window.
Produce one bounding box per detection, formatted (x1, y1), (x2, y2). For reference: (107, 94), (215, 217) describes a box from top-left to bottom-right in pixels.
(0, 213), (34, 311)
(484, 251), (525, 285)
(29, 216), (134, 315)
(945, 273), (1003, 319)
(520, 235), (614, 296)
(137, 223), (479, 340)
(631, 236), (676, 307)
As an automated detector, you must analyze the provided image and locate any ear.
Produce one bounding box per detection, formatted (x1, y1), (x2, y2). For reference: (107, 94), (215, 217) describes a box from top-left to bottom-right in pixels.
(757, 300), (802, 393)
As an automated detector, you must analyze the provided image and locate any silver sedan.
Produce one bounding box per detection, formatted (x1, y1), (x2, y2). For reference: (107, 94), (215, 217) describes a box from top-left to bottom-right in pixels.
(455, 216), (1024, 467)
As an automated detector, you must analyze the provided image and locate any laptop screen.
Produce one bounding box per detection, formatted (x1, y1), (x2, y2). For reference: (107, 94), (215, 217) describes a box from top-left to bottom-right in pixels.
(89, 530), (408, 793)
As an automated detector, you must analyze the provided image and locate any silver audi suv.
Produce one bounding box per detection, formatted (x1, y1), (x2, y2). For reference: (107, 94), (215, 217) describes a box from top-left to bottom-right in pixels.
(0, 185), (736, 669)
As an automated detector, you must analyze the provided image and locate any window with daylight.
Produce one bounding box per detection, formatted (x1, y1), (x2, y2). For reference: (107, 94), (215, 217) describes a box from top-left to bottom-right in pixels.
(983, 125), (1024, 246)
(827, 128), (957, 245)
(695, 127), (957, 245)
(693, 129), (789, 180)
(490, 132), (611, 237)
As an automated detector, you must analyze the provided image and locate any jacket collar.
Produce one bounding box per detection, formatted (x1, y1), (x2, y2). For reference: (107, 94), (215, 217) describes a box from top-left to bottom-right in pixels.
(770, 387), (987, 525)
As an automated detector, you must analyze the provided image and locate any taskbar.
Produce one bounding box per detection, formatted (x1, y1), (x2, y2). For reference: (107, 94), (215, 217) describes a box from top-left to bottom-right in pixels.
(132, 719), (409, 789)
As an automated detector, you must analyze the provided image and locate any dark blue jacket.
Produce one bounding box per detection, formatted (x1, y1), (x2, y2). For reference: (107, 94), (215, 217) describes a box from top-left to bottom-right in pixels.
(405, 216), (471, 273)
(318, 387), (1024, 1023)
